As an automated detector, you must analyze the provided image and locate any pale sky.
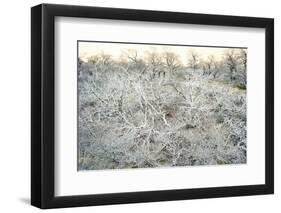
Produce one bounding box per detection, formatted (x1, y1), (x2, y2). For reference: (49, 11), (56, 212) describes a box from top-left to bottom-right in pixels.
(78, 41), (245, 64)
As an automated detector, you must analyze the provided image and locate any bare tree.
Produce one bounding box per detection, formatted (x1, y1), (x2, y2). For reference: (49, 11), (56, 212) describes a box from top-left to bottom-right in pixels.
(237, 49), (247, 86)
(212, 60), (223, 79)
(145, 50), (163, 78)
(99, 53), (112, 65)
(224, 49), (239, 81)
(238, 49), (247, 72)
(121, 49), (140, 64)
(188, 51), (200, 72)
(162, 51), (181, 73)
(120, 49), (147, 74)
(88, 55), (100, 64)
(146, 50), (163, 67)
(201, 55), (216, 76)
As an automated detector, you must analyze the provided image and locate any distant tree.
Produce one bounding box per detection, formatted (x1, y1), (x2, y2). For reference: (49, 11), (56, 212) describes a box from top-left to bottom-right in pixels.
(201, 55), (215, 75)
(121, 49), (140, 64)
(99, 53), (112, 65)
(237, 49), (247, 86)
(188, 51), (200, 72)
(146, 51), (163, 67)
(224, 49), (239, 81)
(162, 51), (181, 72)
(238, 49), (247, 72)
(212, 61), (223, 79)
(87, 53), (112, 65)
(207, 55), (215, 69)
(120, 49), (147, 72)
(201, 62), (210, 76)
(88, 55), (100, 64)
(145, 50), (163, 78)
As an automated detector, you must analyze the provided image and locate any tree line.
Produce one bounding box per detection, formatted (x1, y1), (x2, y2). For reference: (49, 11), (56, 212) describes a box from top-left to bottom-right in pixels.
(79, 48), (247, 87)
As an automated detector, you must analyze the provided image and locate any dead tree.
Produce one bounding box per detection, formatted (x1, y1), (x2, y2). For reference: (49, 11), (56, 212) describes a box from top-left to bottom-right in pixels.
(201, 55), (215, 76)
(162, 51), (181, 77)
(225, 50), (238, 81)
(188, 51), (200, 72)
(212, 61), (222, 79)
(238, 49), (247, 72)
(237, 49), (247, 85)
(88, 55), (100, 64)
(145, 50), (163, 78)
(122, 49), (140, 64)
(99, 53), (112, 65)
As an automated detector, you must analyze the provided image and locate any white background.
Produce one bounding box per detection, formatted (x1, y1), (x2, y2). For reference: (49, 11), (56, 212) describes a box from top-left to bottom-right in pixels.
(0, 0), (279, 212)
(56, 17), (265, 196)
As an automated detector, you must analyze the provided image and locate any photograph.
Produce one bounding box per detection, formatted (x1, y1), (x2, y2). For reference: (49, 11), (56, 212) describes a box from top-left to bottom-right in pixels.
(30, 3), (274, 209)
(77, 41), (247, 171)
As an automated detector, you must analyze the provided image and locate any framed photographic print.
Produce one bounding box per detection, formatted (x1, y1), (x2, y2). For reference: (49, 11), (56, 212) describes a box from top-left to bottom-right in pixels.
(31, 3), (274, 209)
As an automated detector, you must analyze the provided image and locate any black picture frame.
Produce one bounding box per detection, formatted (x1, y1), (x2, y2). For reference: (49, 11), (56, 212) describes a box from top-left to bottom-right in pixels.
(31, 3), (274, 209)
